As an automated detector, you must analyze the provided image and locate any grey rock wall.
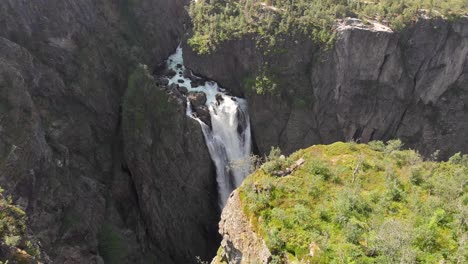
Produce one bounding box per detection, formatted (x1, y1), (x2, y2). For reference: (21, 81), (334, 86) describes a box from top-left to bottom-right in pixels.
(0, 0), (220, 263)
(185, 18), (468, 158)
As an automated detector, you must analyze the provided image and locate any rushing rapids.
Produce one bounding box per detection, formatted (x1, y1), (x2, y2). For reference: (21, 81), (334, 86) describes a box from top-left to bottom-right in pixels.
(165, 46), (252, 207)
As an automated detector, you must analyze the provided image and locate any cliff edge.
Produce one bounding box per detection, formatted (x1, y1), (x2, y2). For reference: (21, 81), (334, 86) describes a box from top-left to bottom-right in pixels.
(214, 141), (468, 263)
(185, 17), (468, 159)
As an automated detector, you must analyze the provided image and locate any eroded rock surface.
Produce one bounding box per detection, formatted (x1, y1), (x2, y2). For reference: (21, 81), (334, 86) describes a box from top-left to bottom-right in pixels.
(185, 18), (468, 158)
(212, 190), (271, 264)
(122, 66), (220, 264)
(0, 0), (220, 263)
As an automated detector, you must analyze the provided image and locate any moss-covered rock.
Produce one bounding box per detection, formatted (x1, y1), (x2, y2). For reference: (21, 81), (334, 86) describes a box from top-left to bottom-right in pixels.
(0, 188), (44, 263)
(218, 141), (468, 263)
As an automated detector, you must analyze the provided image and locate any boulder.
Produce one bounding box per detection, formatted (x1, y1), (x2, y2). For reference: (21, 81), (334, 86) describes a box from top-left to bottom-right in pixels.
(182, 68), (208, 87)
(194, 105), (212, 128)
(156, 77), (169, 86)
(190, 80), (205, 87)
(215, 93), (224, 105)
(178, 86), (188, 94)
(188, 91), (207, 107)
(183, 68), (193, 79)
(165, 68), (177, 78)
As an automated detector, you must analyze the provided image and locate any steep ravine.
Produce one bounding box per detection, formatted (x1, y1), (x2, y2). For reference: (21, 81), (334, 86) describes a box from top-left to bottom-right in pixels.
(0, 0), (221, 263)
(184, 17), (468, 159)
(1, 1), (468, 263)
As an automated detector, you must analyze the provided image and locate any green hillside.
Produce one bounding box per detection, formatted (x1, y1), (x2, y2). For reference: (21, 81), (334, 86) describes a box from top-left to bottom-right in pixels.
(239, 141), (468, 263)
(189, 0), (468, 54)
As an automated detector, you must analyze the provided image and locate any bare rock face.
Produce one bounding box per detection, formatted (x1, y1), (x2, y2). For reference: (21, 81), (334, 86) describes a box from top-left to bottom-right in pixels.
(188, 91), (208, 107)
(212, 190), (271, 264)
(194, 105), (212, 128)
(0, 0), (221, 263)
(122, 66), (220, 264)
(184, 18), (468, 158)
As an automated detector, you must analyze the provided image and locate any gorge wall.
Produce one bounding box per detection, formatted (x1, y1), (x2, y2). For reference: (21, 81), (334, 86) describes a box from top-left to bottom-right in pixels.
(185, 18), (468, 159)
(1, 0), (468, 263)
(0, 0), (219, 263)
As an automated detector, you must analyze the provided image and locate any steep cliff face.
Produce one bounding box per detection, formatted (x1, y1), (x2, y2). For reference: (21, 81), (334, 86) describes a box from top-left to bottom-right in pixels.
(122, 66), (220, 263)
(212, 190), (271, 264)
(0, 0), (219, 263)
(184, 18), (468, 158)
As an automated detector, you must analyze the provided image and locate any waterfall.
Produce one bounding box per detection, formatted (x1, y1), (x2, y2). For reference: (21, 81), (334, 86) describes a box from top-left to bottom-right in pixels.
(165, 46), (252, 207)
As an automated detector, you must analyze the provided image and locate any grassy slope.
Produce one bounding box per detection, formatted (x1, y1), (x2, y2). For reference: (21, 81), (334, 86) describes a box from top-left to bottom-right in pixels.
(239, 141), (468, 263)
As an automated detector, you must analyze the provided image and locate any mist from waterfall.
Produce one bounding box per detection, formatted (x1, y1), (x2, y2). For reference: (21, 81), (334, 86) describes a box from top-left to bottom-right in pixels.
(166, 46), (252, 207)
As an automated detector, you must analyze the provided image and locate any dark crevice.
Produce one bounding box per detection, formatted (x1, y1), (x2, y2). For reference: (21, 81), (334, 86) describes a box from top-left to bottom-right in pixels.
(393, 106), (410, 138)
(250, 121), (262, 157)
(352, 127), (364, 142)
(277, 104), (293, 152)
(377, 54), (390, 80)
(369, 128), (377, 141)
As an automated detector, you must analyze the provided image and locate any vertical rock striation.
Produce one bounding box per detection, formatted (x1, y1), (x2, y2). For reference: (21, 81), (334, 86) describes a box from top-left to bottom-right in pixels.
(122, 66), (220, 263)
(0, 0), (220, 263)
(184, 18), (468, 158)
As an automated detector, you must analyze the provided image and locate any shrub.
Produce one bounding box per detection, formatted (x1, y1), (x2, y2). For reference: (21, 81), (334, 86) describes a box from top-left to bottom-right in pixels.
(385, 171), (405, 202)
(0, 187), (41, 261)
(4, 235), (20, 247)
(449, 152), (468, 166)
(305, 160), (332, 181)
(369, 219), (414, 263)
(188, 1), (467, 54)
(368, 140), (386, 152)
(385, 139), (403, 154)
(410, 168), (424, 186)
(239, 142), (468, 262)
(261, 147), (289, 174)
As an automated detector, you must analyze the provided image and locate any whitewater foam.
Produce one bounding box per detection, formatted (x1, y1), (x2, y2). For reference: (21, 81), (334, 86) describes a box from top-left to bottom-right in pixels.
(166, 46), (252, 207)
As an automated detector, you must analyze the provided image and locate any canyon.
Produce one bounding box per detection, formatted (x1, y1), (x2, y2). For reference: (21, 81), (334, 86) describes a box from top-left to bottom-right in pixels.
(0, 0), (467, 263)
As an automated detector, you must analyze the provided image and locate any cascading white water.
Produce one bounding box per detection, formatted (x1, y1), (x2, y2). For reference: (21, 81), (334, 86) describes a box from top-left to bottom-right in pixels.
(166, 46), (252, 207)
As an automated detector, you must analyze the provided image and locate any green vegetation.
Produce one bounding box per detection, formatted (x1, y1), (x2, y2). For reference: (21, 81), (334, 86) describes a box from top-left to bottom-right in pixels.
(243, 68), (279, 95)
(0, 189), (25, 249)
(239, 141), (468, 263)
(0, 187), (40, 262)
(189, 0), (467, 54)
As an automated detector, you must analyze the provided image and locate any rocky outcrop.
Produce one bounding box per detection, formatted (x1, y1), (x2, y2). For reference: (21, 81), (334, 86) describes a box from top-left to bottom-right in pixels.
(214, 142), (468, 263)
(0, 0), (221, 263)
(212, 190), (271, 264)
(1, 1), (467, 262)
(185, 17), (468, 158)
(122, 66), (220, 264)
(188, 91), (208, 107)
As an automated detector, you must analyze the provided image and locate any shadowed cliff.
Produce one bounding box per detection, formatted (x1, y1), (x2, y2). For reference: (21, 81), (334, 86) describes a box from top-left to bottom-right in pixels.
(0, 0), (220, 263)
